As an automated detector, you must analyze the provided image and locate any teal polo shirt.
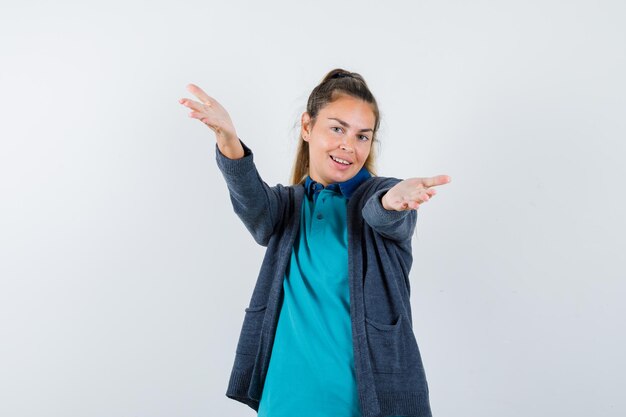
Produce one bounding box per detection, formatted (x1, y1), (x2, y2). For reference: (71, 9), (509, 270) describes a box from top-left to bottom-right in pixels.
(258, 167), (399, 417)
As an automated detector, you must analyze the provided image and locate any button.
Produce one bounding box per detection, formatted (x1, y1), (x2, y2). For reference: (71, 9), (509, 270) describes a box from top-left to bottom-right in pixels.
(316, 214), (323, 220)
(322, 197), (326, 203)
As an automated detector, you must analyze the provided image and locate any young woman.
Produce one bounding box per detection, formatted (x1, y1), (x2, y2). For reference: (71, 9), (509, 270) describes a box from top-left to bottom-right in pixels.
(179, 68), (451, 417)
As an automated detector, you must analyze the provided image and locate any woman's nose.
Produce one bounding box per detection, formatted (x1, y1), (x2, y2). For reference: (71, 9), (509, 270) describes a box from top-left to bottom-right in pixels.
(340, 136), (355, 152)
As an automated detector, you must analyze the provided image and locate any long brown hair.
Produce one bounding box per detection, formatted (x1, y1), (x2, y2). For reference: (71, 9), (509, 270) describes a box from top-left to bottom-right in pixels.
(289, 68), (381, 185)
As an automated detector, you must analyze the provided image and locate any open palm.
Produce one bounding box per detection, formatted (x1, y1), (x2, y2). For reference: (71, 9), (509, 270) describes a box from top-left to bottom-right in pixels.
(382, 175), (452, 211)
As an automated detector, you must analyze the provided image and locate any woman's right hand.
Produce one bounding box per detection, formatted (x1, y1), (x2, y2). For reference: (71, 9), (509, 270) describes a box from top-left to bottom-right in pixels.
(381, 175), (451, 211)
(179, 83), (244, 158)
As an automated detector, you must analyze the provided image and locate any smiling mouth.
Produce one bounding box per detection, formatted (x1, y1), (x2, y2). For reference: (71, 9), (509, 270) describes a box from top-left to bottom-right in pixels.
(330, 155), (352, 165)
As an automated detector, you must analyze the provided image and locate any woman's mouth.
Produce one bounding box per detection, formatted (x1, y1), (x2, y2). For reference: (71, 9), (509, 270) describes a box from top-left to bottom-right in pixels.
(330, 155), (352, 170)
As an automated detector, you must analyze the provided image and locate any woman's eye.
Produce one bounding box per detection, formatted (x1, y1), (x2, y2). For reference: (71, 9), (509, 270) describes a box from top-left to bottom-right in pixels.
(331, 126), (368, 141)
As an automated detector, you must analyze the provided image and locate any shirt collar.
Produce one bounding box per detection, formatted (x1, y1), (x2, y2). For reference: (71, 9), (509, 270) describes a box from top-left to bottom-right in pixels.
(304, 166), (372, 201)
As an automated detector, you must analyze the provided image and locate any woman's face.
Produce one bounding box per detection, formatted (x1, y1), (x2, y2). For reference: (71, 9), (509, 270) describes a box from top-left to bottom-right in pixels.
(301, 94), (375, 186)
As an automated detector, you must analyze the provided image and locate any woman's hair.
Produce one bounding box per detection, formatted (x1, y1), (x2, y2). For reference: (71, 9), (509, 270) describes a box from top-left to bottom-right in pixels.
(289, 68), (381, 185)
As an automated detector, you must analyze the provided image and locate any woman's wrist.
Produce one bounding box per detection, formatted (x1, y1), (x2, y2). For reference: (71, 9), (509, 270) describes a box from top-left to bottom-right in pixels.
(381, 192), (394, 211)
(217, 136), (245, 159)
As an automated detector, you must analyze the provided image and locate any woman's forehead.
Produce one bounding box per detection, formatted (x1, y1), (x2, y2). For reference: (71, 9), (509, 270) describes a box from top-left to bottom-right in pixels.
(319, 97), (375, 128)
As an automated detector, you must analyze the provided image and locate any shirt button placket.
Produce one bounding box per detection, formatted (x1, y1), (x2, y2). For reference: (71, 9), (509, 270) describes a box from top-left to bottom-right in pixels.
(316, 191), (326, 221)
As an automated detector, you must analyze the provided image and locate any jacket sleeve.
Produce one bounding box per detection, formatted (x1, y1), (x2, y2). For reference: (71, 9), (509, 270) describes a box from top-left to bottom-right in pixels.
(214, 138), (284, 247)
(361, 183), (418, 242)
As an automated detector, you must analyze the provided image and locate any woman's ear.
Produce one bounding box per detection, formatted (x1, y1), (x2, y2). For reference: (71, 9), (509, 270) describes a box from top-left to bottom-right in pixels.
(301, 112), (311, 142)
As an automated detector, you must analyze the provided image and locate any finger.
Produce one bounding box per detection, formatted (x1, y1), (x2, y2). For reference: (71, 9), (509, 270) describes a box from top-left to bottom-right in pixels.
(188, 111), (205, 120)
(406, 193), (428, 207)
(408, 188), (434, 202)
(401, 201), (412, 210)
(186, 83), (215, 105)
(425, 188), (437, 197)
(179, 97), (209, 113)
(189, 111), (213, 126)
(417, 191), (431, 204)
(421, 175), (452, 188)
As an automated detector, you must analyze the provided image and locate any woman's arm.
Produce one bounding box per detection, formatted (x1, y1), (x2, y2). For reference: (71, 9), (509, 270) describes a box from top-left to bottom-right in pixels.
(215, 138), (285, 246)
(179, 83), (284, 246)
(362, 175), (451, 242)
(362, 182), (418, 242)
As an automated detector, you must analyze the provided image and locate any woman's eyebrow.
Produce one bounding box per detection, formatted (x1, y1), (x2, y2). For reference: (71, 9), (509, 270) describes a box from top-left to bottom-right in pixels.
(327, 117), (373, 133)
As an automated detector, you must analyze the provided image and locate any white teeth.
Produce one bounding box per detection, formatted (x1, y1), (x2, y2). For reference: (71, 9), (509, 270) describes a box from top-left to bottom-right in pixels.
(331, 155), (350, 165)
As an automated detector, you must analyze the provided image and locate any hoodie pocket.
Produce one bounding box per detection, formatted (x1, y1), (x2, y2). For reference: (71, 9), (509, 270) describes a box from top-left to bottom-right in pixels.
(365, 314), (407, 374)
(236, 304), (268, 356)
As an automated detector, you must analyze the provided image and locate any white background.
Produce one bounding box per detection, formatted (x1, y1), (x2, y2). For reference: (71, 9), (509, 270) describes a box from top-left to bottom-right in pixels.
(1, 1), (624, 416)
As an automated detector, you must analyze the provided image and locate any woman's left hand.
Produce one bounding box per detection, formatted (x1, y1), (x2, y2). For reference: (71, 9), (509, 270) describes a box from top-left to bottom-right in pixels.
(381, 175), (451, 211)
